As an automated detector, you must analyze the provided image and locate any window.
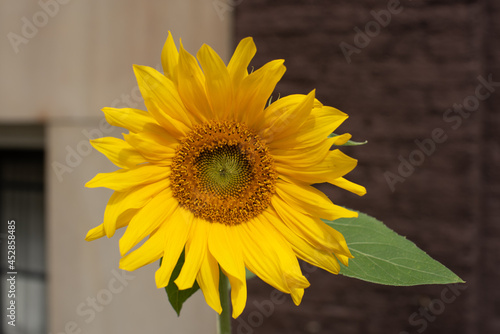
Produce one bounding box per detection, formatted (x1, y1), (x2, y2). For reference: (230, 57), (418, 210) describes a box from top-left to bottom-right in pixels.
(0, 126), (45, 334)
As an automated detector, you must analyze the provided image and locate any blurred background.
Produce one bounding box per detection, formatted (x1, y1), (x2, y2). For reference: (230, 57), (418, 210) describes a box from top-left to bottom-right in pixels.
(0, 0), (498, 333)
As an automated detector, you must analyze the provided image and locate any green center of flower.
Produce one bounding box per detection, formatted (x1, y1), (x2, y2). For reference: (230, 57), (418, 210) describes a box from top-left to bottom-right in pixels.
(170, 121), (276, 225)
(194, 145), (252, 198)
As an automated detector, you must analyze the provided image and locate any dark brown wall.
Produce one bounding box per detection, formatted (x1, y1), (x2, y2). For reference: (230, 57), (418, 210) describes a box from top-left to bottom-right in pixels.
(233, 0), (499, 333)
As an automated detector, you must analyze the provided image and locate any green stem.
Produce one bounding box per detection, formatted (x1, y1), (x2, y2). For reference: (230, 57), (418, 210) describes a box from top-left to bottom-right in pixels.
(217, 272), (231, 334)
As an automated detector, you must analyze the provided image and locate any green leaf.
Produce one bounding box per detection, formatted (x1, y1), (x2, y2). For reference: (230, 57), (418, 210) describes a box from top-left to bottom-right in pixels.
(161, 251), (200, 316)
(328, 133), (367, 146)
(325, 211), (464, 286)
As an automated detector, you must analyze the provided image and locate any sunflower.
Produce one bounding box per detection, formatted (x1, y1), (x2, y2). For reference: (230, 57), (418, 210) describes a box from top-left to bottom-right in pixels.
(85, 32), (366, 318)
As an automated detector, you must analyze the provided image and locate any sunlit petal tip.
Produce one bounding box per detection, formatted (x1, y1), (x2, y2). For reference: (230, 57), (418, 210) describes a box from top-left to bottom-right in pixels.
(178, 44), (198, 69)
(240, 36), (255, 45)
(231, 290), (247, 319)
(88, 138), (99, 145)
(118, 238), (131, 257)
(118, 258), (138, 272)
(196, 250), (222, 314)
(117, 258), (147, 274)
(84, 174), (102, 188)
(332, 241), (354, 260)
(155, 253), (182, 289)
(342, 248), (354, 260)
(227, 37), (257, 87)
(272, 59), (286, 72)
(290, 288), (305, 306)
(198, 43), (210, 53)
(330, 133), (352, 146)
(334, 253), (349, 267)
(161, 32), (180, 82)
(331, 176), (368, 197)
(118, 260), (126, 270)
(85, 224), (105, 241)
(197, 43), (228, 73)
(104, 228), (114, 239)
(221, 269), (247, 318)
(163, 31), (178, 55)
(132, 64), (152, 86)
(173, 279), (191, 291)
(228, 37), (256, 66)
(131, 63), (143, 73)
(284, 273), (310, 290)
(302, 89), (316, 107)
(155, 269), (169, 289)
(178, 39), (187, 55)
(345, 210), (358, 218)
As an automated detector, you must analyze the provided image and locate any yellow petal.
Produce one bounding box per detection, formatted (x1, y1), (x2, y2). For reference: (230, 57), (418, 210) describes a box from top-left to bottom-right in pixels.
(263, 94), (307, 123)
(85, 208), (135, 241)
(227, 270), (247, 318)
(270, 106), (347, 150)
(272, 196), (352, 258)
(197, 44), (233, 120)
(239, 218), (309, 294)
(331, 177), (367, 196)
(270, 137), (334, 168)
(85, 223), (106, 241)
(238, 223), (289, 294)
(276, 179), (358, 221)
(235, 59), (286, 130)
(208, 223), (247, 318)
(124, 123), (178, 164)
(177, 44), (212, 121)
(260, 90), (316, 142)
(119, 188), (177, 255)
(85, 164), (169, 191)
(155, 206), (193, 288)
(119, 223), (167, 271)
(290, 288), (305, 306)
(262, 210), (341, 274)
(102, 107), (158, 133)
(90, 137), (146, 169)
(295, 106), (348, 147)
(330, 133), (352, 146)
(133, 64), (192, 134)
(103, 179), (170, 238)
(196, 249), (222, 314)
(227, 37), (256, 89)
(276, 149), (358, 185)
(175, 218), (211, 290)
(161, 31), (179, 84)
(335, 253), (351, 267)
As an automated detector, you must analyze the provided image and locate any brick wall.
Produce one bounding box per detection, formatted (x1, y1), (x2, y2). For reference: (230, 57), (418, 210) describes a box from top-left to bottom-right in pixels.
(234, 0), (499, 333)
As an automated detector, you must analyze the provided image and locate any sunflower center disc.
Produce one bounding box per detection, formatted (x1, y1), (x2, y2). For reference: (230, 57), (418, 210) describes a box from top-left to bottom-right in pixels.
(195, 145), (252, 197)
(170, 121), (277, 225)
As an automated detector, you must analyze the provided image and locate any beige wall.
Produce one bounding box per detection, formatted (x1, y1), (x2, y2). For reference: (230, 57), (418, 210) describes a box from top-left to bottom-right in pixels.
(1, 0), (232, 333)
